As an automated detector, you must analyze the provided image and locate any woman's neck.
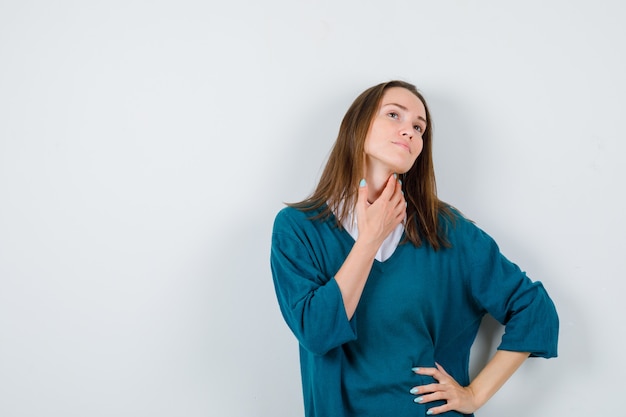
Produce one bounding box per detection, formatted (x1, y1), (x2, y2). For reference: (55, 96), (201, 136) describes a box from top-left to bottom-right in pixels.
(364, 166), (396, 203)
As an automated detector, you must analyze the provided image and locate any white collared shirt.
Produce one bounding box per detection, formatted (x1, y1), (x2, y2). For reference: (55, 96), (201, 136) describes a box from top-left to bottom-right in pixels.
(333, 202), (404, 262)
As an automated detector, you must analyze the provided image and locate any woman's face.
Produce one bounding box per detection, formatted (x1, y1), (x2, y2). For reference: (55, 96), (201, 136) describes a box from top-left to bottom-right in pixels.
(363, 87), (426, 175)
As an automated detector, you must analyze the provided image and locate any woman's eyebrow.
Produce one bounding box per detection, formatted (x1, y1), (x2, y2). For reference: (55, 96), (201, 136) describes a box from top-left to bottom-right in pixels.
(383, 102), (427, 123)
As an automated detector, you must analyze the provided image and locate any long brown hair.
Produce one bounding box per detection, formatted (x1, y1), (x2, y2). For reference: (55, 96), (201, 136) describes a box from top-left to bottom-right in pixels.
(290, 80), (452, 250)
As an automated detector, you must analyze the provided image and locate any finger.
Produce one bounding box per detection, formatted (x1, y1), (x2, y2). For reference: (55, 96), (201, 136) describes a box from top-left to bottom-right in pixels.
(391, 205), (406, 227)
(390, 180), (404, 203)
(389, 183), (406, 211)
(412, 366), (438, 377)
(435, 362), (451, 379)
(412, 382), (445, 395)
(414, 365), (449, 383)
(425, 403), (452, 416)
(356, 178), (368, 208)
(392, 189), (407, 213)
(379, 173), (399, 200)
(413, 389), (447, 404)
(392, 174), (404, 198)
(354, 179), (370, 227)
(390, 174), (401, 193)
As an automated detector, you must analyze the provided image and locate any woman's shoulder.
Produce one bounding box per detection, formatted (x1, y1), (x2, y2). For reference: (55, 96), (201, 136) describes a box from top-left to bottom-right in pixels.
(273, 204), (330, 233)
(440, 204), (493, 244)
(275, 204), (322, 221)
(440, 203), (473, 230)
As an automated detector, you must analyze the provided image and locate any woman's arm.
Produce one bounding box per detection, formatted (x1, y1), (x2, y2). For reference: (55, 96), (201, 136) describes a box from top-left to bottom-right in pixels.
(411, 350), (530, 415)
(335, 175), (405, 319)
(270, 174), (405, 354)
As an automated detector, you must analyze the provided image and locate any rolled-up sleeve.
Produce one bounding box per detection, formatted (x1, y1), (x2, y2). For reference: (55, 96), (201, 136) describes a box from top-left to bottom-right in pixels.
(466, 226), (559, 358)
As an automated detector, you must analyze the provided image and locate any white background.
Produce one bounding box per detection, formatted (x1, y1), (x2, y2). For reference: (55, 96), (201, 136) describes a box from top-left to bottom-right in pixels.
(1, 1), (624, 416)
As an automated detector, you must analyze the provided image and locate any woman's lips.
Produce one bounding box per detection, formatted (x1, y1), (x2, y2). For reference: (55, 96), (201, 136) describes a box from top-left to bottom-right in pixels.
(392, 141), (411, 153)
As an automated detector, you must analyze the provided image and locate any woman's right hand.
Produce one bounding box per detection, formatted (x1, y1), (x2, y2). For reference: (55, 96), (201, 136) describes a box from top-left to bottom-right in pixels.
(355, 175), (406, 249)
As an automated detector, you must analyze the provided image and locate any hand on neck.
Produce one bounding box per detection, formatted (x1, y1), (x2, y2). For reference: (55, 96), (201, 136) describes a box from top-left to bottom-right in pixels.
(365, 166), (397, 203)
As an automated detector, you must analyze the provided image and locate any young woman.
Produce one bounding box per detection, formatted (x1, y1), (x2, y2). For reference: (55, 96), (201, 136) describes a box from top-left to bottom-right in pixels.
(270, 80), (558, 416)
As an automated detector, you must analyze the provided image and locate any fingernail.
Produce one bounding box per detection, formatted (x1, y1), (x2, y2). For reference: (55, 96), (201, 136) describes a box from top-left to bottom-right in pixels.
(413, 396), (424, 403)
(359, 179), (366, 187)
(393, 173), (398, 179)
(399, 179), (403, 185)
(410, 387), (419, 395)
(411, 367), (420, 372)
(426, 410), (434, 415)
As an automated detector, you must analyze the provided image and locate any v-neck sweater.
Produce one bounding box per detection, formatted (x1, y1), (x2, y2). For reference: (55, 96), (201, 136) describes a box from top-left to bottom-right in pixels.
(270, 205), (558, 417)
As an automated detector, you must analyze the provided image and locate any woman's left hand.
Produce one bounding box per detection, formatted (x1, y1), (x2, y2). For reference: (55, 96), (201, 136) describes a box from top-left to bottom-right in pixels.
(410, 363), (479, 415)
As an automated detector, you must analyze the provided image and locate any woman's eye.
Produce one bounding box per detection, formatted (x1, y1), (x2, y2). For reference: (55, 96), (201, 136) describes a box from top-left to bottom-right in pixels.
(388, 112), (399, 119)
(414, 125), (422, 133)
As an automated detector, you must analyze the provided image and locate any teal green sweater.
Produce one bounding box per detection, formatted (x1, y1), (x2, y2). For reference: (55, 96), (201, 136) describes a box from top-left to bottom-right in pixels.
(270, 206), (558, 417)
